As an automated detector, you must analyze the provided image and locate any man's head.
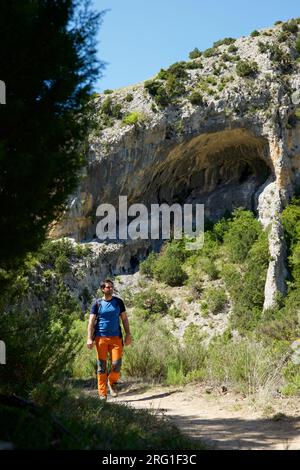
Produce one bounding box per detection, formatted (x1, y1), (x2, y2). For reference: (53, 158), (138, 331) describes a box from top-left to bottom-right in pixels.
(101, 279), (114, 293)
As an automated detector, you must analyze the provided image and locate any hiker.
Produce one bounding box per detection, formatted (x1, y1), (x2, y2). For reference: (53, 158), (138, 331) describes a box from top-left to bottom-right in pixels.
(87, 279), (132, 400)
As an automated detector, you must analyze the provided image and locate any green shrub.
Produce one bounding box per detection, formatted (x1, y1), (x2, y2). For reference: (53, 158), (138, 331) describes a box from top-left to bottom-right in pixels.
(122, 111), (143, 125)
(166, 366), (186, 385)
(206, 76), (217, 85)
(213, 37), (236, 48)
(236, 60), (259, 77)
(125, 319), (206, 386)
(0, 283), (82, 394)
(122, 318), (178, 380)
(221, 53), (235, 62)
(125, 93), (133, 102)
(258, 289), (300, 342)
(164, 239), (189, 263)
(185, 60), (203, 69)
(101, 96), (112, 115)
(156, 68), (168, 80)
(278, 31), (290, 43)
(202, 287), (227, 314)
(282, 20), (298, 34)
(154, 89), (169, 107)
(221, 263), (242, 297)
(282, 362), (300, 396)
(139, 252), (158, 278)
(132, 287), (171, 318)
(203, 48), (216, 58)
(70, 318), (97, 379)
(168, 305), (184, 319)
(268, 44), (292, 71)
(111, 103), (122, 119)
(103, 89), (113, 94)
(179, 324), (206, 374)
(281, 197), (300, 245)
(212, 215), (231, 242)
(223, 209), (262, 263)
(197, 230), (220, 260)
(100, 96), (122, 119)
(197, 74), (220, 94)
(201, 258), (219, 280)
(189, 47), (202, 59)
(165, 61), (188, 80)
(38, 239), (76, 266)
(144, 79), (169, 107)
(243, 230), (269, 297)
(213, 210), (270, 333)
(228, 44), (238, 53)
(76, 244), (91, 257)
(165, 74), (186, 97)
(281, 197), (300, 289)
(212, 66), (222, 76)
(183, 323), (203, 343)
(142, 241), (189, 287)
(55, 254), (71, 275)
(153, 255), (188, 286)
(187, 271), (203, 299)
(43, 269), (55, 281)
(144, 79), (161, 96)
(251, 30), (260, 37)
(229, 231), (269, 332)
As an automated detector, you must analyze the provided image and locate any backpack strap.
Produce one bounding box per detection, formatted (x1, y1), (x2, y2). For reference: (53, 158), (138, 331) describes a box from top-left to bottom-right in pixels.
(95, 299), (102, 318)
(92, 299), (101, 340)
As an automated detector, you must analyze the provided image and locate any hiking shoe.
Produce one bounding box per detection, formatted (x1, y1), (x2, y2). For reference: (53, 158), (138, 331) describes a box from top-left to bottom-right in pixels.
(108, 382), (118, 397)
(99, 395), (107, 401)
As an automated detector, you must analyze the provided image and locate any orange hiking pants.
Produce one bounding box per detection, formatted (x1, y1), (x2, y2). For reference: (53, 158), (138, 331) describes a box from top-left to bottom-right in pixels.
(95, 336), (123, 397)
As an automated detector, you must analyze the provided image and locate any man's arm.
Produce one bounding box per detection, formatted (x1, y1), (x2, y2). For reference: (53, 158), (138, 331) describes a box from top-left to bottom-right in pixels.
(87, 314), (96, 349)
(120, 311), (132, 346)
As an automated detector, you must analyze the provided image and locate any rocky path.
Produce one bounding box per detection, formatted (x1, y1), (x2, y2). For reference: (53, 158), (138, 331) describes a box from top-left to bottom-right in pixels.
(108, 382), (300, 450)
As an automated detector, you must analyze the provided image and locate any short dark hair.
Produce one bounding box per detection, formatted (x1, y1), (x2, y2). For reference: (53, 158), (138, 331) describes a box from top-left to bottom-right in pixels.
(100, 279), (114, 289)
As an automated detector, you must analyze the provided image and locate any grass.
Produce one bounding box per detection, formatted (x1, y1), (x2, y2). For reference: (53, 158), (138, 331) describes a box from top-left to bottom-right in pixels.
(205, 335), (287, 396)
(0, 383), (206, 450)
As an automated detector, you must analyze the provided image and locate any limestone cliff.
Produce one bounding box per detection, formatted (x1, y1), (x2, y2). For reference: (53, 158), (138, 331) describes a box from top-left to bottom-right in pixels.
(50, 19), (300, 309)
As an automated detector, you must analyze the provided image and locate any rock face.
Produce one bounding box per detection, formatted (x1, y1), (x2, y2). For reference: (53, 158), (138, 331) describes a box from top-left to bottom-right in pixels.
(50, 21), (300, 308)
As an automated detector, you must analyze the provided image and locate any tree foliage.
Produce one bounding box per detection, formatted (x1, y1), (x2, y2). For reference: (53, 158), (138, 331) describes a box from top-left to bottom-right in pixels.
(0, 0), (104, 268)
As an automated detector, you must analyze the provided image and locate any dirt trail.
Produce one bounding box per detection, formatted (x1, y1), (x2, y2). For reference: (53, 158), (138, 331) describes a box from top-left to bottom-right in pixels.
(107, 382), (300, 450)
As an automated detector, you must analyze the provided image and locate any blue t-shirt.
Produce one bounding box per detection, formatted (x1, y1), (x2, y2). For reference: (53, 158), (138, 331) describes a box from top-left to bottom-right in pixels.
(90, 296), (126, 337)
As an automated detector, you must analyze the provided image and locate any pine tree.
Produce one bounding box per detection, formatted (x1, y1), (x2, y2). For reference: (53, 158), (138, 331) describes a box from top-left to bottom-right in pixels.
(0, 0), (104, 268)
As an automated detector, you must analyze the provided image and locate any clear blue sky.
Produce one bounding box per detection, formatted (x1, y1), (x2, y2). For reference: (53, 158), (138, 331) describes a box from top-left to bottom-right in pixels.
(92, 0), (299, 92)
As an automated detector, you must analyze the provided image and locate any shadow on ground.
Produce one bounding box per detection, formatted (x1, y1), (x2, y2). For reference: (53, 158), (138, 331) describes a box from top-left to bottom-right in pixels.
(123, 390), (183, 401)
(166, 414), (300, 450)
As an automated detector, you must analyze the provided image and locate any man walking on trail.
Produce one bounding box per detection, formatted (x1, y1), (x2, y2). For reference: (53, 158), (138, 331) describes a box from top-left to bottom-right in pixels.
(87, 279), (132, 400)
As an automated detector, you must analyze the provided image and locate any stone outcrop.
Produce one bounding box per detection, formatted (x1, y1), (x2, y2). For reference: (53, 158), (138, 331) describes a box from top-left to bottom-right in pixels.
(50, 21), (300, 308)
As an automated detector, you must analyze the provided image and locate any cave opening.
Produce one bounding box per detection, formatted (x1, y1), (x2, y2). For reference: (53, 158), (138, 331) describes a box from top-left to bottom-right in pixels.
(140, 128), (273, 222)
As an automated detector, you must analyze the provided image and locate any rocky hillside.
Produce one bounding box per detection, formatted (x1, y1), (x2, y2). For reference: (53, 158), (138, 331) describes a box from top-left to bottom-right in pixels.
(50, 18), (300, 309)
